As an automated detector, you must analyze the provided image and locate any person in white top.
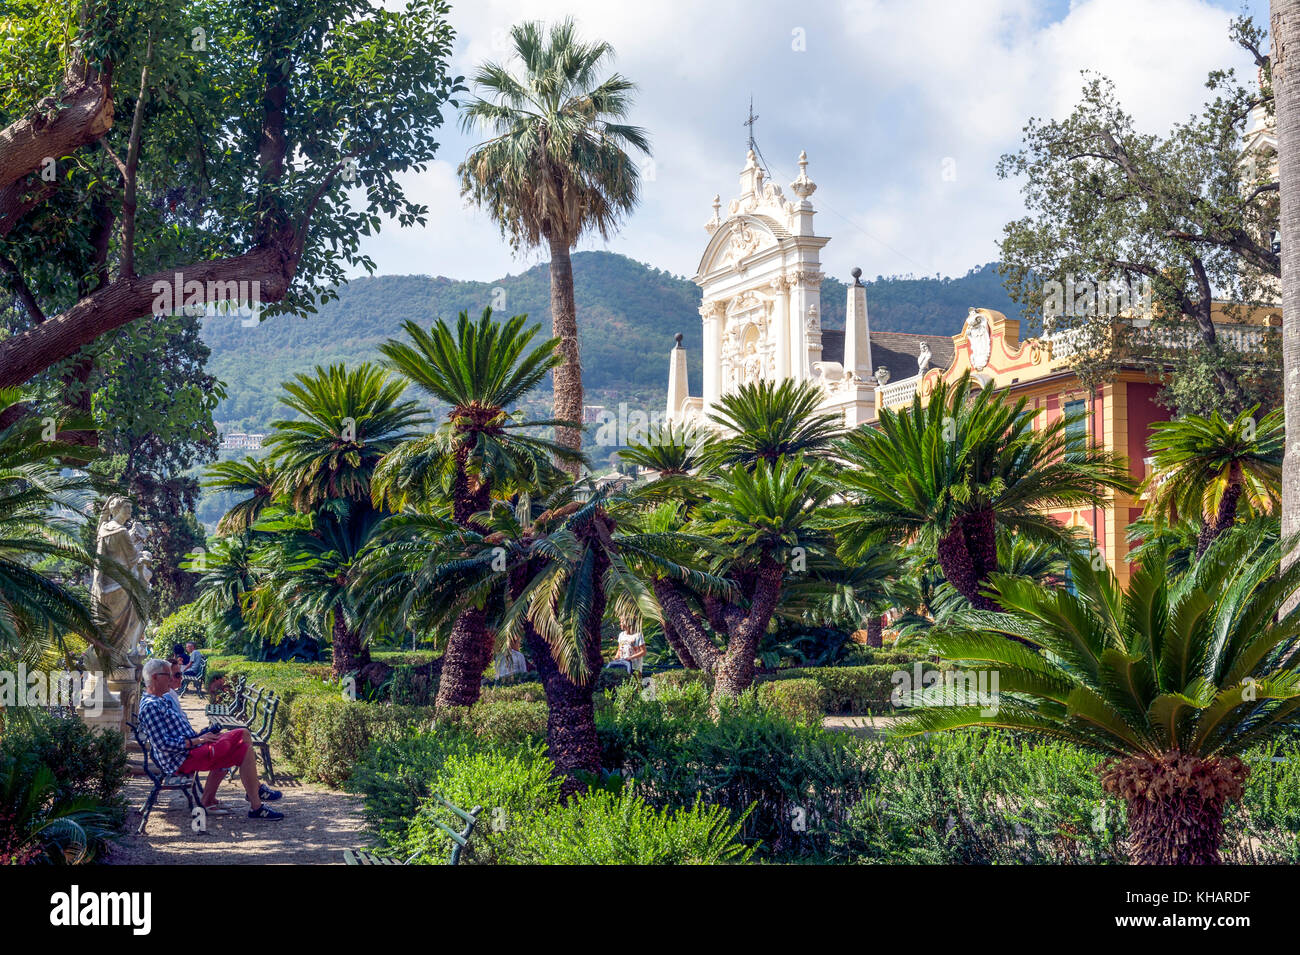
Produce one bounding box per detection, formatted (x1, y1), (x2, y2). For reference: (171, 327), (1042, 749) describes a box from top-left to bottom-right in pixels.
(614, 616), (646, 674)
(493, 634), (529, 680)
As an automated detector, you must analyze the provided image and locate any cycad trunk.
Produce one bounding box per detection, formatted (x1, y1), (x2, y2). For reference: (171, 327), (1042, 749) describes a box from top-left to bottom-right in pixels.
(712, 558), (785, 700)
(1195, 466), (1243, 557)
(1102, 753), (1248, 864)
(522, 614), (605, 798)
(936, 509), (1000, 611)
(1276, 1), (1300, 608)
(331, 615), (370, 679)
(434, 607), (491, 710)
(866, 616), (883, 648)
(547, 233), (582, 475)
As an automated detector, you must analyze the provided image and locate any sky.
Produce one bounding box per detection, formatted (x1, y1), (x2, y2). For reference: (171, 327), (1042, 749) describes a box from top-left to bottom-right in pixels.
(361, 0), (1270, 287)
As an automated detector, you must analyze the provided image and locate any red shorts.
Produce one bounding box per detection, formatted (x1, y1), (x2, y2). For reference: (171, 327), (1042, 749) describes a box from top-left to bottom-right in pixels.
(178, 730), (249, 773)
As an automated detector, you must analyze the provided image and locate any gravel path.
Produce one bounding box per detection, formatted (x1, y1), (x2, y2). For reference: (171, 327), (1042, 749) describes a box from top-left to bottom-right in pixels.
(108, 695), (371, 865)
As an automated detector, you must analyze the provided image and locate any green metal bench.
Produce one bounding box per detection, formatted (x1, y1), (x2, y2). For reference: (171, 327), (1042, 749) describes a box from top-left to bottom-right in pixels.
(179, 655), (207, 697)
(344, 795), (481, 865)
(205, 674), (247, 720)
(213, 684), (262, 728)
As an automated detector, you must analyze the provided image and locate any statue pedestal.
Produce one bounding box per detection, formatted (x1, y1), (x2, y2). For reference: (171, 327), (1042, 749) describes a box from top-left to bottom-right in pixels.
(77, 665), (137, 738)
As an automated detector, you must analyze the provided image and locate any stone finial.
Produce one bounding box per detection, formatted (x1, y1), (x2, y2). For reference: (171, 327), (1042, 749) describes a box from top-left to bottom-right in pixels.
(674, 332), (683, 348)
(704, 193), (722, 234)
(851, 266), (864, 287)
(790, 150), (816, 200)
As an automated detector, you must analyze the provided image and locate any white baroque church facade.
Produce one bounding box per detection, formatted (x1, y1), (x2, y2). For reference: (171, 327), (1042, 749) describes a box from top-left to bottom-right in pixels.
(665, 148), (951, 429)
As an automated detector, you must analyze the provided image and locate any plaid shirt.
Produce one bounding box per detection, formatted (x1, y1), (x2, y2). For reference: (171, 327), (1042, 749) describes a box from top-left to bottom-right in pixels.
(138, 691), (197, 774)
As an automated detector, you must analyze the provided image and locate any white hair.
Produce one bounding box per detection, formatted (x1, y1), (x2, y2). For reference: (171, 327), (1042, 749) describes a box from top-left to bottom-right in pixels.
(142, 658), (171, 681)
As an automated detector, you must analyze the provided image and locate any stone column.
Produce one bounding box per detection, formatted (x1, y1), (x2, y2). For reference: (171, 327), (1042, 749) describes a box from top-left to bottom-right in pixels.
(666, 333), (689, 423)
(701, 300), (724, 412)
(770, 277), (791, 379)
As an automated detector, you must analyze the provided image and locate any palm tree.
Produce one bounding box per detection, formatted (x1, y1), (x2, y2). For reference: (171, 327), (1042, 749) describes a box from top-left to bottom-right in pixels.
(836, 372), (1132, 611)
(375, 308), (580, 708)
(1142, 404), (1282, 556)
(1274, 0), (1300, 580)
(0, 389), (107, 661)
(244, 500), (381, 678)
(375, 308), (579, 521)
(187, 533), (262, 655)
(619, 422), (713, 478)
(897, 531), (1300, 864)
(649, 455), (835, 698)
(706, 379), (842, 468)
(459, 19), (650, 468)
(202, 456), (277, 536)
(264, 363), (425, 512)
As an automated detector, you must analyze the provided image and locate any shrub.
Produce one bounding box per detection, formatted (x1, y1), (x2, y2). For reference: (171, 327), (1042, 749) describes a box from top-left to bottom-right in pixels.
(401, 745), (561, 865)
(826, 731), (1127, 865)
(288, 696), (435, 787)
(495, 788), (754, 865)
(0, 712), (128, 808)
(756, 678), (826, 725)
(149, 602), (209, 659)
(762, 663), (945, 714)
(480, 682), (546, 705)
(346, 729), (480, 848)
(649, 669), (712, 694)
(463, 700), (547, 746)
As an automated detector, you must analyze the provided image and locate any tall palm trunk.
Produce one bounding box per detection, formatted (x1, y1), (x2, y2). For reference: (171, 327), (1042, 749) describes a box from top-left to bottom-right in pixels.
(660, 616), (698, 669)
(1276, 1), (1300, 607)
(1102, 753), (1247, 864)
(548, 233), (582, 474)
(435, 607), (492, 710)
(331, 614), (369, 679)
(936, 509), (1001, 611)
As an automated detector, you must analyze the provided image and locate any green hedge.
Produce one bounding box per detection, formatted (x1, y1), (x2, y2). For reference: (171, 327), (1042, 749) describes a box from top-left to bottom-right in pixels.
(756, 678), (826, 725)
(761, 664), (946, 714)
(289, 696), (436, 787)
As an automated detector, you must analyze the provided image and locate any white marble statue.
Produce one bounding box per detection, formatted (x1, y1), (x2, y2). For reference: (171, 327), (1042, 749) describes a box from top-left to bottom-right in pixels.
(918, 340), (931, 374)
(91, 496), (150, 654)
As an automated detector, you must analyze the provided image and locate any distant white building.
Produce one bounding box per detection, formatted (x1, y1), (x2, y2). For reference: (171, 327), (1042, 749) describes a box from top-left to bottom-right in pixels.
(220, 432), (265, 451)
(665, 148), (950, 430)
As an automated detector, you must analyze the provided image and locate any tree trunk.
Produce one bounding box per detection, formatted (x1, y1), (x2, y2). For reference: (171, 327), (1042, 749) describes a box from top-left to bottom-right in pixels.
(935, 509), (1001, 611)
(434, 607), (491, 710)
(1101, 753), (1248, 864)
(866, 616), (883, 648)
(652, 577), (722, 674)
(660, 616), (698, 669)
(522, 616), (604, 798)
(547, 233), (582, 474)
(1275, 0), (1300, 612)
(712, 558), (785, 700)
(1195, 467), (1244, 557)
(331, 614), (370, 679)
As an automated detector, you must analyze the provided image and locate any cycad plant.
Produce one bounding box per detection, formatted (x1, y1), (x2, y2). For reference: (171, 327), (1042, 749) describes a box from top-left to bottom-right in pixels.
(836, 371), (1131, 610)
(897, 530), (1300, 864)
(649, 455), (835, 698)
(264, 363), (425, 511)
(375, 308), (580, 708)
(459, 19), (650, 466)
(1141, 404), (1282, 555)
(706, 379), (842, 468)
(202, 456), (277, 536)
(0, 389), (107, 661)
(619, 422), (714, 478)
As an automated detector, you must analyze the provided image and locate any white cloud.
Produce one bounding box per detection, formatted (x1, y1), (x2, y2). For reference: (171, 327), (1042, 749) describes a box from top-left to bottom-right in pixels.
(358, 0), (1268, 286)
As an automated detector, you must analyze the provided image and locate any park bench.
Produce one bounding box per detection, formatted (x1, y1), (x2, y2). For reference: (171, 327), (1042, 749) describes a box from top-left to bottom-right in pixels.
(127, 720), (203, 835)
(179, 655), (207, 697)
(343, 795), (481, 865)
(213, 684), (262, 728)
(218, 689), (280, 784)
(205, 674), (247, 720)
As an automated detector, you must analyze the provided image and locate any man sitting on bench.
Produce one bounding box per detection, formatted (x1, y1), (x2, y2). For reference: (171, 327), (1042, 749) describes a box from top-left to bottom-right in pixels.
(137, 658), (284, 820)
